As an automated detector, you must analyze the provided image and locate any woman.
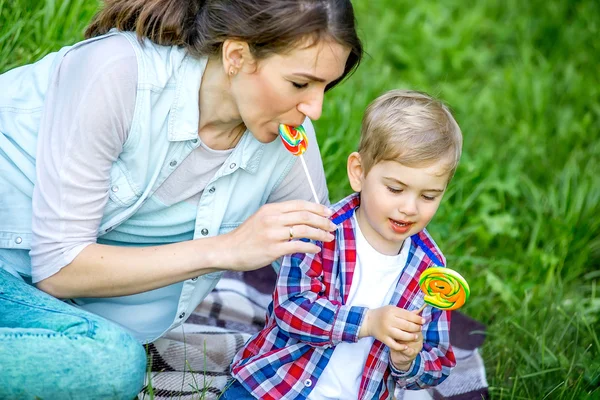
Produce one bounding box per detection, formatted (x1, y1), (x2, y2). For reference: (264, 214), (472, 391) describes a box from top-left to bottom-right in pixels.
(0, 0), (362, 398)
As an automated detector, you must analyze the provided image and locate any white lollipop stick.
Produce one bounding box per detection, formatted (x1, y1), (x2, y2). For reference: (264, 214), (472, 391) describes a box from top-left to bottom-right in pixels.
(300, 154), (320, 205)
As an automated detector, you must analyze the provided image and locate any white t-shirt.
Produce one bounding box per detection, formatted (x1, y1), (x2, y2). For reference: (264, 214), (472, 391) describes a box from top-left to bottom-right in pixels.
(309, 212), (409, 399)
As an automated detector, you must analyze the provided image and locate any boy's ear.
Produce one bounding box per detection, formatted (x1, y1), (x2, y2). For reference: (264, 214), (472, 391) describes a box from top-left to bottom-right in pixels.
(347, 152), (364, 192)
(221, 39), (253, 75)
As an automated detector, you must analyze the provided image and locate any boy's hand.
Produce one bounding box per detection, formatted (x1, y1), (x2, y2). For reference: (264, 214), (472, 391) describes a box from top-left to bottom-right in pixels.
(359, 305), (425, 352)
(389, 330), (423, 371)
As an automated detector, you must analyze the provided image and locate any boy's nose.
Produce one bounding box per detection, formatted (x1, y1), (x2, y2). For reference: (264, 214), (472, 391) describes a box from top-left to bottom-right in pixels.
(399, 197), (418, 216)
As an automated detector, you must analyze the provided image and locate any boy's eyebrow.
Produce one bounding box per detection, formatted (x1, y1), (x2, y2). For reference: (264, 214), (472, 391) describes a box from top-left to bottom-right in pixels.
(292, 72), (326, 82)
(384, 177), (445, 192)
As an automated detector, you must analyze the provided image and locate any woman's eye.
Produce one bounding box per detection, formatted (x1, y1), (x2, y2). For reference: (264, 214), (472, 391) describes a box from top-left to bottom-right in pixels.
(422, 195), (436, 201)
(387, 187), (402, 194)
(292, 82), (308, 89)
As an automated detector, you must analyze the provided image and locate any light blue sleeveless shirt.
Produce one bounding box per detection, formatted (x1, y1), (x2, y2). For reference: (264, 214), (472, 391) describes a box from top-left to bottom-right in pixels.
(0, 30), (300, 342)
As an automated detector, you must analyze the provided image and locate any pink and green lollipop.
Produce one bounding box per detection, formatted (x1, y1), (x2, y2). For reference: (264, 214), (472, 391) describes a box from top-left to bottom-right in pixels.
(279, 124), (308, 156)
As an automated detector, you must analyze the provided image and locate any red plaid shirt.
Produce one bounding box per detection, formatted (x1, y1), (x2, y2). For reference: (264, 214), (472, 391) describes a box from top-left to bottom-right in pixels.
(231, 193), (456, 399)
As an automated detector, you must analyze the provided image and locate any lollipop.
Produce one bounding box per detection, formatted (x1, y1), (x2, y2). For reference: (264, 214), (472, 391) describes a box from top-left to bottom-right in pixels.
(417, 267), (470, 311)
(278, 124), (320, 204)
(279, 124), (308, 156)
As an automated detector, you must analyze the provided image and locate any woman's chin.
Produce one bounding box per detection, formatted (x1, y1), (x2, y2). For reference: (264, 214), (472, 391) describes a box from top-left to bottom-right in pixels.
(253, 130), (280, 144)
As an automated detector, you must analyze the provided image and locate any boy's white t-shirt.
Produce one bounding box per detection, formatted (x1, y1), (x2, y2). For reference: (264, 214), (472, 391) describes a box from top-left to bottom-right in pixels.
(308, 212), (410, 400)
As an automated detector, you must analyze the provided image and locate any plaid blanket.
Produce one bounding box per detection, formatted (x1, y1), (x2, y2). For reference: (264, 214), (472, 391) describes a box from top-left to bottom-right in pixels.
(138, 269), (488, 400)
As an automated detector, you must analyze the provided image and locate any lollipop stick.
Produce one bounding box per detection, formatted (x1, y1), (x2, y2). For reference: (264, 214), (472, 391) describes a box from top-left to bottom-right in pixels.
(300, 154), (320, 204)
(415, 304), (426, 314)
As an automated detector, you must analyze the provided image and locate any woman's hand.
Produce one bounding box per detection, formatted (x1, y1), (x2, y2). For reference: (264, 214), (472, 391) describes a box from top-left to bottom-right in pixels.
(222, 200), (336, 271)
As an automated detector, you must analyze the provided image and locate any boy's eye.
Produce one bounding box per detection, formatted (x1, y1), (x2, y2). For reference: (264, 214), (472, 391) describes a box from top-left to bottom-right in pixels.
(291, 81), (308, 89)
(387, 187), (402, 194)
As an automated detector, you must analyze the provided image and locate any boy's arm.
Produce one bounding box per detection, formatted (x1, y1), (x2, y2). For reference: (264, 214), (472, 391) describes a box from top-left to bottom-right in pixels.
(389, 308), (456, 389)
(272, 247), (368, 347)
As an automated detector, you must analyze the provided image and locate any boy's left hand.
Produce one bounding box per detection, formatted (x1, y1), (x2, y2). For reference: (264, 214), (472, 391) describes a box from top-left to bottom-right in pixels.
(389, 330), (423, 371)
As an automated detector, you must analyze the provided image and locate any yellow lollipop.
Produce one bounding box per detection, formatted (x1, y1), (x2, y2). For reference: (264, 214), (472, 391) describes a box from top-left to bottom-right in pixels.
(418, 267), (470, 311)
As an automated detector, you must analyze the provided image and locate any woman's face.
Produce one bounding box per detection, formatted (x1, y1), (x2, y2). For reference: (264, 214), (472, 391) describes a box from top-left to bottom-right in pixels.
(231, 38), (351, 143)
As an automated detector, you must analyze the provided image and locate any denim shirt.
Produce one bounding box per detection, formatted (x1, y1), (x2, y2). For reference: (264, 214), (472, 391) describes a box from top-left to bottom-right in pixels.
(0, 30), (298, 342)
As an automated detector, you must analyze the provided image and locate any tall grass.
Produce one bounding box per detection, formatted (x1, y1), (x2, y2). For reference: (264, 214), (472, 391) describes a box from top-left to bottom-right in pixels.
(1, 0), (598, 398)
(328, 1), (600, 398)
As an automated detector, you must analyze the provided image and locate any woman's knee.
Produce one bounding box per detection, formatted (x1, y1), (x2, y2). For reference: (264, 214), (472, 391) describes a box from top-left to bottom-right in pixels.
(0, 277), (146, 399)
(0, 322), (146, 400)
(86, 321), (147, 398)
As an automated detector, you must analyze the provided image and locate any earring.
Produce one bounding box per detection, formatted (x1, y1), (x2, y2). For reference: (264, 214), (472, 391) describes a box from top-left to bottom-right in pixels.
(229, 68), (236, 76)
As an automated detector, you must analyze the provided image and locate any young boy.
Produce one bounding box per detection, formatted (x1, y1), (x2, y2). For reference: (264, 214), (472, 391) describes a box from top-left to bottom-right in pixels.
(224, 90), (462, 400)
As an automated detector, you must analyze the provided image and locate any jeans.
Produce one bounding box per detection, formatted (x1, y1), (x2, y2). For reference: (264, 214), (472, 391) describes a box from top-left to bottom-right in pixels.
(0, 263), (146, 399)
(220, 379), (257, 400)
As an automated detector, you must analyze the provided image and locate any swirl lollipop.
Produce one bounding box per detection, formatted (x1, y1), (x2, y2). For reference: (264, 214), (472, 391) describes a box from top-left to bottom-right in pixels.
(279, 124), (319, 204)
(417, 267), (470, 312)
(279, 124), (308, 156)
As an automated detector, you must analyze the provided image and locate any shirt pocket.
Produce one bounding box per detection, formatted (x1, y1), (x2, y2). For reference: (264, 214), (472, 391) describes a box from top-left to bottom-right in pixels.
(218, 222), (241, 235)
(102, 165), (142, 218)
(190, 223), (241, 281)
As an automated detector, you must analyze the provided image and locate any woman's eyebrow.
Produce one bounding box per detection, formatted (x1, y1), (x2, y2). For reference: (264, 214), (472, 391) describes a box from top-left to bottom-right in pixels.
(292, 72), (326, 82)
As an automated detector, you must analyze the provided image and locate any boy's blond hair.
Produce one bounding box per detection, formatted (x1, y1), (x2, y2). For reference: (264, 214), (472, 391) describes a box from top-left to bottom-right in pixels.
(358, 89), (463, 179)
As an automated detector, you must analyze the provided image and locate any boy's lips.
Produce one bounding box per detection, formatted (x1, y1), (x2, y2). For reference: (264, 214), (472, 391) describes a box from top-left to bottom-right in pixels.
(389, 218), (415, 234)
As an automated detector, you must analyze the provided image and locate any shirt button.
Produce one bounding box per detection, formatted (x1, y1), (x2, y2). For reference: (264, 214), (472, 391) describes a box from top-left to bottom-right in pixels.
(208, 187), (215, 194)
(169, 160), (177, 167)
(229, 163), (236, 169)
(191, 277), (198, 282)
(15, 237), (22, 244)
(111, 185), (119, 193)
(201, 228), (209, 236)
(304, 378), (312, 387)
(191, 138), (198, 144)
(178, 312), (186, 319)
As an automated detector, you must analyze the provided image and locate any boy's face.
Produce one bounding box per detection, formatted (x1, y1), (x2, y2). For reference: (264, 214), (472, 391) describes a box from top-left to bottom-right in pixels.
(347, 153), (450, 255)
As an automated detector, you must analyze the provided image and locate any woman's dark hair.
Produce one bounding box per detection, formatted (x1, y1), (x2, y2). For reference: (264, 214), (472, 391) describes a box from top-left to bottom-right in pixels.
(86, 0), (362, 90)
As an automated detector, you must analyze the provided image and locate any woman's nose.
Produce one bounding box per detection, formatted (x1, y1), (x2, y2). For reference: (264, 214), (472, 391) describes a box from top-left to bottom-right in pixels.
(297, 90), (324, 121)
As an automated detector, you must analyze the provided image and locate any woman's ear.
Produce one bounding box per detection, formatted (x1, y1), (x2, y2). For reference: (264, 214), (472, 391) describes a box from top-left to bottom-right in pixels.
(347, 152), (364, 192)
(221, 39), (253, 76)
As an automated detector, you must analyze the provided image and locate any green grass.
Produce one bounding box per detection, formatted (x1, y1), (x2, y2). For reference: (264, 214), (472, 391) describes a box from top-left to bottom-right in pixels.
(1, 0), (599, 398)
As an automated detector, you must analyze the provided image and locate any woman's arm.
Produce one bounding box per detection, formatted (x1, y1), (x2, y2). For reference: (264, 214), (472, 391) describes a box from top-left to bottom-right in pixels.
(39, 200), (335, 298)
